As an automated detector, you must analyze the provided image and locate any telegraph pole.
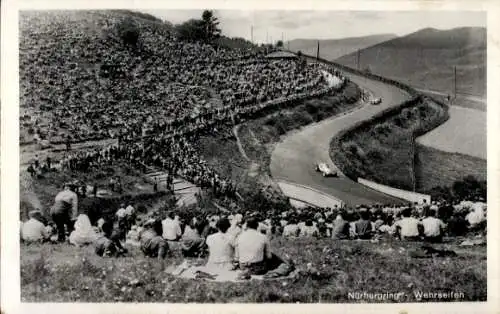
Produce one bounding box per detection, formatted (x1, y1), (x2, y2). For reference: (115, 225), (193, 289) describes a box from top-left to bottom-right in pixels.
(356, 49), (361, 70)
(251, 25), (254, 43)
(316, 40), (320, 61)
(266, 31), (268, 44)
(453, 66), (457, 99)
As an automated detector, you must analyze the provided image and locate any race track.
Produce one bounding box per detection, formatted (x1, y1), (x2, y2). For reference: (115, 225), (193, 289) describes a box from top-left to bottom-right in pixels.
(270, 71), (411, 206)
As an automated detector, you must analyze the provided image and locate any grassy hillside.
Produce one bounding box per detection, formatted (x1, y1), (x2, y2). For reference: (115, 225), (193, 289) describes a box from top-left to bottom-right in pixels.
(336, 27), (486, 97)
(288, 34), (397, 62)
(21, 238), (486, 302)
(415, 144), (487, 192)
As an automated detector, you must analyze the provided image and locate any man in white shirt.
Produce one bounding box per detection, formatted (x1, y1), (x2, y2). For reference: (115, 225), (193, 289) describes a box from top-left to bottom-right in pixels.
(162, 211), (182, 241)
(282, 217), (299, 238)
(50, 183), (79, 242)
(392, 209), (421, 241)
(21, 210), (49, 242)
(235, 218), (272, 275)
(420, 209), (446, 243)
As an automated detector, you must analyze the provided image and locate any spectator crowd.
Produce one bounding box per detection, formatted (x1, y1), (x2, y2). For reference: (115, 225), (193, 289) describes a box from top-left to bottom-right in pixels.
(21, 182), (486, 277)
(20, 11), (339, 146)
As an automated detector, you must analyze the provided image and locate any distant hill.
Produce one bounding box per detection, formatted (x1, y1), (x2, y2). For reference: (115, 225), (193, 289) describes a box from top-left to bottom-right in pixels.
(288, 34), (397, 62)
(335, 27), (486, 97)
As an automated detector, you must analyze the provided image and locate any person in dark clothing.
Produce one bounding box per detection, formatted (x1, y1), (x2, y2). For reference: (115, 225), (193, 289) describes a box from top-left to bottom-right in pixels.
(140, 219), (169, 259)
(354, 210), (372, 239)
(447, 212), (469, 237)
(27, 163), (36, 177)
(95, 220), (126, 257)
(153, 178), (158, 192)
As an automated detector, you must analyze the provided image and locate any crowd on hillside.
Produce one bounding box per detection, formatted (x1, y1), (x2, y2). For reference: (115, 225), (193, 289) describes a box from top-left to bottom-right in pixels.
(21, 183), (486, 277)
(28, 129), (237, 199)
(20, 11), (332, 145)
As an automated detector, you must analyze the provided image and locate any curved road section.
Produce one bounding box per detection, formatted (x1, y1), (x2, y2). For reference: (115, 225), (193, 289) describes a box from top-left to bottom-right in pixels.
(270, 72), (411, 207)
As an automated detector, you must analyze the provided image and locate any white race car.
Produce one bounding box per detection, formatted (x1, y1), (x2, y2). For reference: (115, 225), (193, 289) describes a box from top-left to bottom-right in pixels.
(370, 97), (382, 105)
(315, 162), (337, 177)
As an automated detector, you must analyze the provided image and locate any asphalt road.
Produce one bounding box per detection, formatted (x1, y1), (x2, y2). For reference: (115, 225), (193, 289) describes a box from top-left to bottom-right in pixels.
(270, 71), (411, 206)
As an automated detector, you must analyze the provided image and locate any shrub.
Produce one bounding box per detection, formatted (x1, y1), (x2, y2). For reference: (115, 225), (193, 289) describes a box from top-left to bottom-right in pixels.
(366, 148), (384, 162)
(372, 123), (391, 136)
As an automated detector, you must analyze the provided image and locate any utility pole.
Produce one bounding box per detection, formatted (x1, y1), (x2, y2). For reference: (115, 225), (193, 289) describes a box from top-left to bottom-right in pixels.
(316, 40), (320, 61)
(266, 31), (268, 45)
(453, 66), (457, 99)
(287, 40), (290, 50)
(356, 49), (361, 70)
(251, 25), (253, 43)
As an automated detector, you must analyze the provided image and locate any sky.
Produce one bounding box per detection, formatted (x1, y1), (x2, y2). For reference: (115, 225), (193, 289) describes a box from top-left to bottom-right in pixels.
(141, 10), (485, 44)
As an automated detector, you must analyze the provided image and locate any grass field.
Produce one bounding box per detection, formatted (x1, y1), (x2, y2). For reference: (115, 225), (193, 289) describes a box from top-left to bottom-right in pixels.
(21, 237), (486, 302)
(415, 144), (487, 192)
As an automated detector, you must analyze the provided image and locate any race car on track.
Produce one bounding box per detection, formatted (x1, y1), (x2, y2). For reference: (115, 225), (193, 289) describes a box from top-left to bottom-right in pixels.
(370, 97), (382, 105)
(315, 162), (337, 177)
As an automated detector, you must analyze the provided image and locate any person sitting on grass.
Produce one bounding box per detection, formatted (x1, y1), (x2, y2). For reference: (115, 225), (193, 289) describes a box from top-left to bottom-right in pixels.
(282, 217), (299, 238)
(140, 219), (169, 260)
(162, 211), (182, 241)
(95, 220), (126, 257)
(299, 219), (319, 238)
(420, 208), (446, 243)
(69, 214), (98, 247)
(181, 217), (206, 258)
(446, 211), (468, 237)
(21, 210), (50, 243)
(234, 217), (272, 276)
(392, 208), (420, 241)
(354, 209), (373, 240)
(331, 212), (350, 240)
(205, 217), (235, 270)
